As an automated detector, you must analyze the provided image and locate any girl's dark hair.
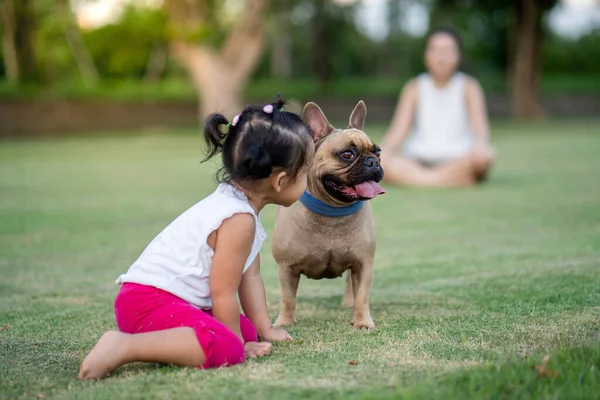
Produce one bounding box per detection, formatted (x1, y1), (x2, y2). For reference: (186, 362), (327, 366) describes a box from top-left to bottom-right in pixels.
(426, 27), (462, 52)
(202, 96), (313, 183)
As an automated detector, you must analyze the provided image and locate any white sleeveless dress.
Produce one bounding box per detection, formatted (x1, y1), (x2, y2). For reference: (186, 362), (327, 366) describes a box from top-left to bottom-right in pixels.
(116, 183), (267, 309)
(403, 72), (474, 164)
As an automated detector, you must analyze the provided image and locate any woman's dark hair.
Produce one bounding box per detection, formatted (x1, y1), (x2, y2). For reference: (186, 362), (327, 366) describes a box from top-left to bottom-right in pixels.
(202, 96), (313, 183)
(426, 26), (462, 52)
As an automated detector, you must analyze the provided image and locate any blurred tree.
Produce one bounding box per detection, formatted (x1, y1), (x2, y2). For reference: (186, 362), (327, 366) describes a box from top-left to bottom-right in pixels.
(269, 0), (293, 79)
(388, 0), (402, 36)
(385, 0), (423, 78)
(144, 43), (168, 83)
(0, 0), (39, 83)
(254, 0), (384, 91)
(165, 0), (266, 119)
(55, 0), (99, 86)
(431, 0), (558, 119)
(0, 0), (18, 82)
(83, 6), (167, 79)
(309, 1), (360, 86)
(542, 29), (600, 76)
(510, 0), (557, 119)
(1, 0), (594, 106)
(35, 0), (84, 84)
(311, 0), (333, 86)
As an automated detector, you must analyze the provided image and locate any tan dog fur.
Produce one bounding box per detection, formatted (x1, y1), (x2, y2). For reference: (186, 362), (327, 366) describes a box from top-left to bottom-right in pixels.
(272, 101), (383, 329)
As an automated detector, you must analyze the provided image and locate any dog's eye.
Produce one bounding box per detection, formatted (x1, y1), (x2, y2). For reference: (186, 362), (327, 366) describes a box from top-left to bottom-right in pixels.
(374, 150), (381, 158)
(340, 151), (355, 161)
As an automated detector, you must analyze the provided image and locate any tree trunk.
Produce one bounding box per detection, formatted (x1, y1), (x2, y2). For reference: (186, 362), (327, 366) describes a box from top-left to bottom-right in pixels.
(0, 0), (19, 83)
(311, 0), (333, 87)
(13, 0), (38, 82)
(56, 0), (99, 86)
(174, 44), (243, 118)
(144, 44), (167, 83)
(511, 0), (544, 119)
(166, 0), (266, 121)
(1, 0), (38, 83)
(384, 0), (403, 77)
(271, 9), (292, 79)
(387, 0), (401, 36)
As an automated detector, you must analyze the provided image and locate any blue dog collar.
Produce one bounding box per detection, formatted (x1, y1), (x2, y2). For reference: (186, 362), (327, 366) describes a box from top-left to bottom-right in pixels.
(299, 191), (363, 217)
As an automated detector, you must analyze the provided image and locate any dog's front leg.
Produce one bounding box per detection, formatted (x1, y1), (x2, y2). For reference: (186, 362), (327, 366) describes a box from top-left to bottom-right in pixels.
(341, 271), (354, 308)
(351, 265), (375, 329)
(274, 265), (300, 327)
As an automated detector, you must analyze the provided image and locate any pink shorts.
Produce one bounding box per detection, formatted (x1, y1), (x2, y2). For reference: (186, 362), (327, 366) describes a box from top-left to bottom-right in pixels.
(114, 283), (258, 369)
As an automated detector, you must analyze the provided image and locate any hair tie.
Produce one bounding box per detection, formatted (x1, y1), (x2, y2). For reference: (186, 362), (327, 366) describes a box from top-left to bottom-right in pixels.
(217, 123), (230, 135)
(263, 104), (274, 114)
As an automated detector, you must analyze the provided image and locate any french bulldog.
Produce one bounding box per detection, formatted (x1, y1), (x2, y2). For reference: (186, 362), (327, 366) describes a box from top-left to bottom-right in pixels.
(271, 100), (385, 329)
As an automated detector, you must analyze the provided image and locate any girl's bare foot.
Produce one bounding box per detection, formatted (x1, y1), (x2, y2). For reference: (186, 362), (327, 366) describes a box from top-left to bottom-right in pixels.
(79, 330), (129, 380)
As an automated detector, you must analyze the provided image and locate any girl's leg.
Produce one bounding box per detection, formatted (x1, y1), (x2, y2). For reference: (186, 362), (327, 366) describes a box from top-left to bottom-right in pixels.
(79, 284), (246, 379)
(79, 327), (205, 379)
(240, 314), (259, 342)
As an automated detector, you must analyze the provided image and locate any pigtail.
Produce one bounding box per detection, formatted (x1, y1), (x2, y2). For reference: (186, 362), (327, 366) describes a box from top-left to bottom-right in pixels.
(273, 93), (287, 112)
(202, 113), (230, 162)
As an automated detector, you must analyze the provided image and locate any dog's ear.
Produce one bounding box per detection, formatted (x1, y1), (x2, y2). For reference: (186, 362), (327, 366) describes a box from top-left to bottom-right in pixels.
(348, 100), (367, 131)
(302, 102), (334, 143)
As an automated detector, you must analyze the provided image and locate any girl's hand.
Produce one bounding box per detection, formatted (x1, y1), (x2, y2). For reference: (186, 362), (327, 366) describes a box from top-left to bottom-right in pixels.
(261, 327), (293, 342)
(244, 341), (272, 359)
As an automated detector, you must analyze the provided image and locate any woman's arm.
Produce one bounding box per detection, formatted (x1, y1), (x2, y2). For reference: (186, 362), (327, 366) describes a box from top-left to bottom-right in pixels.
(465, 77), (491, 147)
(209, 213), (255, 342)
(381, 79), (418, 156)
(239, 255), (292, 341)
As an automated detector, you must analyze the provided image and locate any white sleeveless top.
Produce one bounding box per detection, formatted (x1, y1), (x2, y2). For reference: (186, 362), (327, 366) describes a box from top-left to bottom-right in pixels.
(116, 183), (267, 309)
(403, 72), (474, 163)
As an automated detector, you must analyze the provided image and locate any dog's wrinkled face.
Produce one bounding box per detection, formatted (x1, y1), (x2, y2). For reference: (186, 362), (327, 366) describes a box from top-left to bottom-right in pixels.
(319, 130), (384, 202)
(302, 101), (385, 204)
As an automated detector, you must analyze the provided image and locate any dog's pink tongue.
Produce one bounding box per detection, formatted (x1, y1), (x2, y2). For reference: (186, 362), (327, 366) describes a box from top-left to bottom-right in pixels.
(354, 181), (386, 199)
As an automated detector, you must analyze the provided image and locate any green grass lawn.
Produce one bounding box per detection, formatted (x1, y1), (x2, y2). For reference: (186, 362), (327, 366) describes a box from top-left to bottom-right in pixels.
(1, 121), (599, 399)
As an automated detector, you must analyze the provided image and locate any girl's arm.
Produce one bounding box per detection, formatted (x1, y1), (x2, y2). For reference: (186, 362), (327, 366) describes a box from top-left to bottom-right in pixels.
(465, 77), (491, 148)
(380, 79), (418, 157)
(238, 255), (270, 336)
(239, 255), (292, 342)
(209, 213), (255, 342)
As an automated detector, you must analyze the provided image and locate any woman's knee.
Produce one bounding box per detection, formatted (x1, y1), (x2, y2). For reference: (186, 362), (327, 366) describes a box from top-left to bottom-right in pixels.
(471, 148), (495, 179)
(381, 155), (396, 173)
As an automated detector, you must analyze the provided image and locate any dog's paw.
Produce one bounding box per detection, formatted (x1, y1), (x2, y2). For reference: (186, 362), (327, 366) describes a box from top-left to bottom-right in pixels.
(274, 314), (295, 327)
(352, 317), (375, 329)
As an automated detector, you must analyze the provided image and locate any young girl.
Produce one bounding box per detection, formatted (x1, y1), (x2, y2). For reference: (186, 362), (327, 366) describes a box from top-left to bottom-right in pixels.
(79, 98), (315, 379)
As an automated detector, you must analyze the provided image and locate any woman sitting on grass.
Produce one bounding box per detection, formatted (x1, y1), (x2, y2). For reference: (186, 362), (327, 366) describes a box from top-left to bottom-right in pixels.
(79, 98), (314, 379)
(381, 27), (495, 187)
